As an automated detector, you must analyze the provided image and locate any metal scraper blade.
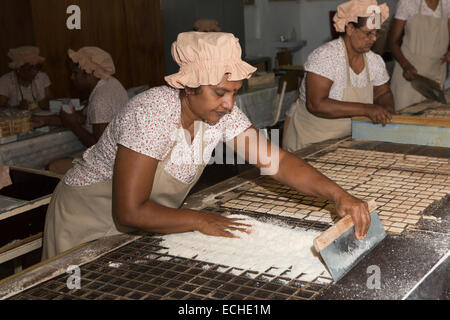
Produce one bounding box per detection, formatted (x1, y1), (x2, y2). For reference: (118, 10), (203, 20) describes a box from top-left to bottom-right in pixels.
(319, 210), (386, 282)
(411, 75), (447, 104)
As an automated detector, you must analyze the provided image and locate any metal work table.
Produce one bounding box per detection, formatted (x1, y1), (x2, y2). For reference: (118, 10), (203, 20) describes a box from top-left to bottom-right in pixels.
(0, 127), (84, 169)
(0, 138), (448, 300)
(0, 167), (61, 276)
(352, 90), (450, 149)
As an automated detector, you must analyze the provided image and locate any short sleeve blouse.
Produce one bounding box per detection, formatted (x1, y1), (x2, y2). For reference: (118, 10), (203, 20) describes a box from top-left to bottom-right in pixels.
(86, 76), (129, 125)
(395, 0), (450, 21)
(296, 37), (390, 105)
(0, 71), (51, 107)
(64, 86), (252, 186)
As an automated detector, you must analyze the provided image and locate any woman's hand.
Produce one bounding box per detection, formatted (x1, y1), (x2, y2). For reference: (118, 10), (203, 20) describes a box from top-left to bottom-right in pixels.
(334, 193), (371, 240)
(18, 100), (30, 110)
(365, 104), (393, 126)
(441, 51), (450, 64)
(60, 106), (81, 129)
(402, 63), (417, 81)
(197, 212), (252, 238)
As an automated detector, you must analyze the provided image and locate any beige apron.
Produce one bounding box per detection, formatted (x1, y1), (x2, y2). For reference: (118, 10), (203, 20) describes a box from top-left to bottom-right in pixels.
(42, 123), (207, 260)
(283, 39), (374, 152)
(391, 0), (449, 111)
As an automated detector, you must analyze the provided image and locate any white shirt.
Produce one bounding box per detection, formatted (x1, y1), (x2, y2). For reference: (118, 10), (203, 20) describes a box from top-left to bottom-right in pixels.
(86, 76), (128, 125)
(0, 71), (51, 107)
(395, 0), (450, 20)
(64, 86), (252, 186)
(286, 38), (389, 117)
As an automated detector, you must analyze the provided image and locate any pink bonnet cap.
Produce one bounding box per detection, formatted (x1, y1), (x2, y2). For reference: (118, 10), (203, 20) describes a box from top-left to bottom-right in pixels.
(68, 47), (115, 80)
(165, 32), (257, 89)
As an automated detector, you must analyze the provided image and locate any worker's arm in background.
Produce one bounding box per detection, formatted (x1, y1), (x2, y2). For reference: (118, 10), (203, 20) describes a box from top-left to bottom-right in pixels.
(388, 18), (417, 81)
(0, 166), (12, 189)
(92, 123), (108, 142)
(229, 126), (371, 240)
(31, 115), (62, 127)
(373, 84), (395, 114)
(59, 107), (106, 147)
(306, 72), (392, 126)
(30, 107), (79, 128)
(112, 145), (251, 238)
(38, 87), (55, 111)
(31, 106), (104, 146)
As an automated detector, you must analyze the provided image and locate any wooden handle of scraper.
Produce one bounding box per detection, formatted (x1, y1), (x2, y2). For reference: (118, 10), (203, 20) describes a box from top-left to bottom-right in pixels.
(313, 199), (377, 252)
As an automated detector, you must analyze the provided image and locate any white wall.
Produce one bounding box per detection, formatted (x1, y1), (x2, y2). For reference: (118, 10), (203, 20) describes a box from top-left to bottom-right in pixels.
(244, 0), (303, 64)
(244, 0), (398, 66)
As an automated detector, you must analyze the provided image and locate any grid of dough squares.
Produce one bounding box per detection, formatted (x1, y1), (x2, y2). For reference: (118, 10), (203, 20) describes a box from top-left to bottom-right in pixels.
(420, 106), (450, 118)
(10, 236), (330, 300)
(401, 89), (450, 117)
(217, 148), (449, 235)
(307, 148), (450, 175)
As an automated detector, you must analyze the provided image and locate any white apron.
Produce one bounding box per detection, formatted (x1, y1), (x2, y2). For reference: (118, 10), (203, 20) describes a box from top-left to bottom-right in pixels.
(42, 123), (207, 259)
(283, 41), (374, 152)
(391, 0), (449, 111)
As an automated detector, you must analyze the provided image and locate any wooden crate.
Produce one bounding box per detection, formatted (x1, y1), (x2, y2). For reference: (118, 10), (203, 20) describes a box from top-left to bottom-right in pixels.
(0, 121), (10, 138)
(0, 112), (32, 137)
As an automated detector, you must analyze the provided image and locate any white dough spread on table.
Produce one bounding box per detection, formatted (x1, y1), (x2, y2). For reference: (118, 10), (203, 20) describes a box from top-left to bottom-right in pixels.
(158, 214), (331, 282)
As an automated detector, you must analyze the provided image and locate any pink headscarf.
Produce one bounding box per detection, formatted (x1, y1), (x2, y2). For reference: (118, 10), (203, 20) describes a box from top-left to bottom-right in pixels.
(165, 32), (256, 89)
(67, 47), (115, 80)
(8, 46), (45, 69)
(333, 0), (389, 33)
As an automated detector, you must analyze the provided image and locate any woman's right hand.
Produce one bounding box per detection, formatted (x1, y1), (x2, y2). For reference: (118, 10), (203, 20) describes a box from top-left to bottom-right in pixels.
(402, 63), (417, 81)
(365, 104), (393, 127)
(18, 100), (30, 110)
(334, 192), (371, 240)
(197, 212), (252, 238)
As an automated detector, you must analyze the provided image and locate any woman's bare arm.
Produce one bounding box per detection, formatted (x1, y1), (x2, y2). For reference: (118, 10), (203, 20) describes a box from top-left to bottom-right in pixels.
(230, 127), (371, 240)
(112, 145), (250, 237)
(306, 72), (392, 125)
(389, 18), (417, 80)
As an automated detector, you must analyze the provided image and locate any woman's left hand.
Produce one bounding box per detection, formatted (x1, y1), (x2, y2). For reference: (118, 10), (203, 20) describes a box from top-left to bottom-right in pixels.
(59, 106), (80, 129)
(441, 51), (450, 64)
(365, 104), (393, 127)
(18, 100), (30, 110)
(334, 193), (371, 240)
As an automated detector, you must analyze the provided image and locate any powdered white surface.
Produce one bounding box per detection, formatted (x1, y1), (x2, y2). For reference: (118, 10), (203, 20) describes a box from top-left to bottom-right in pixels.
(158, 214), (331, 282)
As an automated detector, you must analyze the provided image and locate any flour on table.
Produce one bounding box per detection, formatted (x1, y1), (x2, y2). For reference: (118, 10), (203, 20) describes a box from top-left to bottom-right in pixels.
(157, 214), (331, 282)
(107, 262), (123, 269)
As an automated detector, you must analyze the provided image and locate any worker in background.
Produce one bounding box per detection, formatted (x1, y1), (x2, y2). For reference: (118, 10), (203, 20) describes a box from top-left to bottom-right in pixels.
(42, 32), (372, 260)
(0, 166), (12, 190)
(389, 0), (450, 111)
(32, 47), (129, 173)
(193, 19), (221, 32)
(283, 0), (395, 152)
(0, 46), (54, 110)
